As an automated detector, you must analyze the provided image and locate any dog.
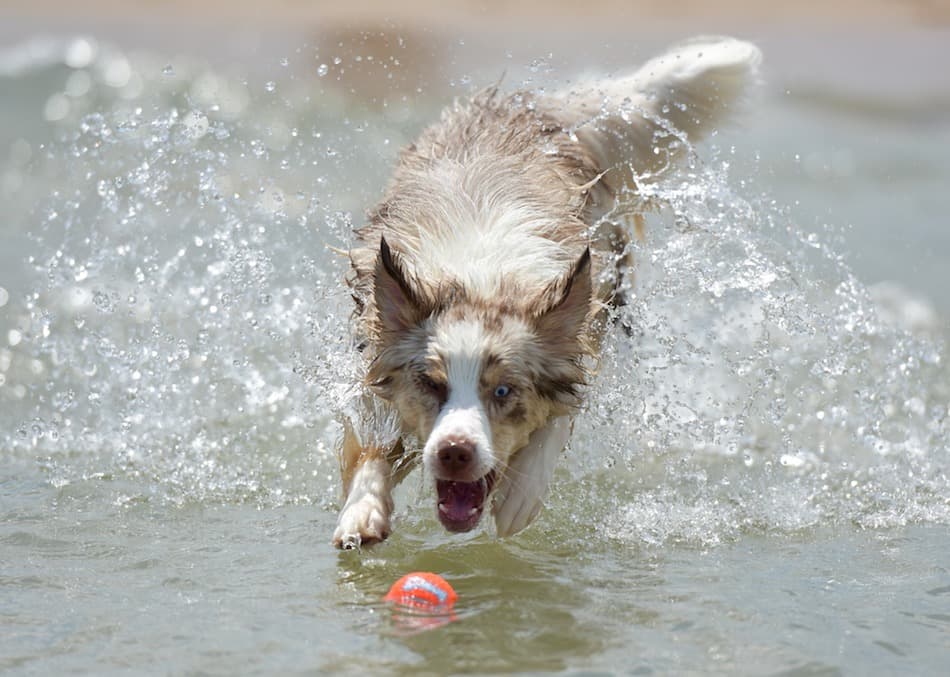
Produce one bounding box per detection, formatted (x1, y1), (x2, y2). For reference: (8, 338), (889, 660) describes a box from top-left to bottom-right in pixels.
(332, 37), (761, 549)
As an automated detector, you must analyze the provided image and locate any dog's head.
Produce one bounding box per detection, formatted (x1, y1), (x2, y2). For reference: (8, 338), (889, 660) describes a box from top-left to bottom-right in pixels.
(367, 237), (591, 532)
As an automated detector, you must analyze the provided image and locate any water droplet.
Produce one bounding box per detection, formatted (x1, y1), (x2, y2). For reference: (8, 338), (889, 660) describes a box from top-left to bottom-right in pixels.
(265, 81), (277, 93)
(44, 94), (70, 122)
(317, 63), (329, 77)
(64, 38), (97, 69)
(0, 287), (8, 308)
(93, 291), (111, 311)
(102, 56), (131, 88)
(180, 110), (209, 141)
(65, 70), (92, 98)
(162, 64), (175, 77)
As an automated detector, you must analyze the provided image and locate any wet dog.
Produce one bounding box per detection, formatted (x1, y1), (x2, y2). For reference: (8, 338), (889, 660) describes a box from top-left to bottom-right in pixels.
(333, 37), (760, 548)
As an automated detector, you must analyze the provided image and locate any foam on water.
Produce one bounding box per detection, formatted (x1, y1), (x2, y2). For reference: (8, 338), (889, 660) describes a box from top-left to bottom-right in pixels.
(1, 39), (948, 547)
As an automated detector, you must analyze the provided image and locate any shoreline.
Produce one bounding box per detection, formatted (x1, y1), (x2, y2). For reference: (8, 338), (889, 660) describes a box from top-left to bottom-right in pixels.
(4, 0), (950, 30)
(3, 2), (948, 104)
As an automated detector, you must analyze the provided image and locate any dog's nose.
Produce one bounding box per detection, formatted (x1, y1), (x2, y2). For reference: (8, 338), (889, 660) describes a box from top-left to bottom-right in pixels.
(437, 438), (476, 474)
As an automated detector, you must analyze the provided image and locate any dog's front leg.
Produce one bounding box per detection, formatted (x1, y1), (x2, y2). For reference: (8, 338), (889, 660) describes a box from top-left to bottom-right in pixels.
(492, 416), (572, 537)
(332, 416), (400, 550)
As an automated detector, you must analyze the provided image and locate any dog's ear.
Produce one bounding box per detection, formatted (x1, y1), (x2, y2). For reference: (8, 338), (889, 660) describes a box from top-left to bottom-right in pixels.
(535, 248), (592, 351)
(374, 236), (426, 334)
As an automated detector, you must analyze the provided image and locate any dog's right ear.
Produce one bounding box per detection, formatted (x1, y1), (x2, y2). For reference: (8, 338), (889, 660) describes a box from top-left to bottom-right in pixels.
(374, 236), (426, 334)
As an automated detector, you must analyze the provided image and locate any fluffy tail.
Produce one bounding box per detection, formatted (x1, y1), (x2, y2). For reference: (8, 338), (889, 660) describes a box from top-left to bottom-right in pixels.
(545, 36), (762, 191)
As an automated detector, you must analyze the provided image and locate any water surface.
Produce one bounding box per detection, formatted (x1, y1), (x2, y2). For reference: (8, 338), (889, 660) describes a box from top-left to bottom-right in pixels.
(1, 25), (949, 675)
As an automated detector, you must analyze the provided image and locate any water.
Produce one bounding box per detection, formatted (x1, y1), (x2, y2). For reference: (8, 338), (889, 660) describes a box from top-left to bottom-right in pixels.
(2, 27), (949, 675)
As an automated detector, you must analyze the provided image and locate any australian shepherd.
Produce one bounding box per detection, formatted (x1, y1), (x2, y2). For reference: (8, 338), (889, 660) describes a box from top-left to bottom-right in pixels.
(332, 37), (761, 548)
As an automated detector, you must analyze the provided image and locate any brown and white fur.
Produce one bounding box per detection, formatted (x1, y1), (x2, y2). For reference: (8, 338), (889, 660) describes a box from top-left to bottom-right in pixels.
(333, 37), (761, 548)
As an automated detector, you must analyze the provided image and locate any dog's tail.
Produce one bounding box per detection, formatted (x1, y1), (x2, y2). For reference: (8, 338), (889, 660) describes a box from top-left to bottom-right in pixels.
(546, 36), (762, 192)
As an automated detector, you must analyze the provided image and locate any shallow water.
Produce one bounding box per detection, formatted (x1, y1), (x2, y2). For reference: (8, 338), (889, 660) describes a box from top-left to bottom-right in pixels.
(2, 27), (949, 675)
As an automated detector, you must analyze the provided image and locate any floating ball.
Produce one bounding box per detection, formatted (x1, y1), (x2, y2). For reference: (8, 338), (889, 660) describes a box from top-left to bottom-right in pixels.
(384, 572), (457, 611)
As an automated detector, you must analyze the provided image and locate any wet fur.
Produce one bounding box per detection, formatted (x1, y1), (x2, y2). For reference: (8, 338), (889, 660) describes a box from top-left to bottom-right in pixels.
(333, 36), (761, 548)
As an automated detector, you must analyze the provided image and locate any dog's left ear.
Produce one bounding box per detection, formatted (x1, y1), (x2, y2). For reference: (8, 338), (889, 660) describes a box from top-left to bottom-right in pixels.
(535, 248), (592, 351)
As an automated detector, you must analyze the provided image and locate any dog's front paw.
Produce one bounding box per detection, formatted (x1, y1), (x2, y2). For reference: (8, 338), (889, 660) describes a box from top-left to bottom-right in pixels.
(492, 484), (544, 538)
(492, 416), (571, 538)
(333, 492), (392, 550)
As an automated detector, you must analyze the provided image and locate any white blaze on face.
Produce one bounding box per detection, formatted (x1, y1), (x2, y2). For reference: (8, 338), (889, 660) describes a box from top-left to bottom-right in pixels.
(422, 319), (494, 480)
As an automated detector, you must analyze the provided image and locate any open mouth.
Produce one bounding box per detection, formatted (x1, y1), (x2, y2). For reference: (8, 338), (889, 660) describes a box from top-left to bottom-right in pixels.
(436, 470), (497, 533)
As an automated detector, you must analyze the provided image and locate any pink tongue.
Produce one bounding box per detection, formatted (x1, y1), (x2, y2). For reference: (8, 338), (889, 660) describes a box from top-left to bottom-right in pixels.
(436, 479), (486, 532)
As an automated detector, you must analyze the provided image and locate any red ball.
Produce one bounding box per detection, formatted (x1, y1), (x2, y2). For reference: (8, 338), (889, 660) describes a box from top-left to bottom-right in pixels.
(384, 572), (457, 611)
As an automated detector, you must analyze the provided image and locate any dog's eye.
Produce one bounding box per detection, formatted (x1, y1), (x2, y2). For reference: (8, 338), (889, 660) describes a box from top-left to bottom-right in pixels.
(419, 373), (447, 402)
(493, 384), (512, 399)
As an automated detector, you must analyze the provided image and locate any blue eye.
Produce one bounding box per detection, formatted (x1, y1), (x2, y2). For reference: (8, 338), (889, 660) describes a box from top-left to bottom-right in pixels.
(493, 384), (512, 399)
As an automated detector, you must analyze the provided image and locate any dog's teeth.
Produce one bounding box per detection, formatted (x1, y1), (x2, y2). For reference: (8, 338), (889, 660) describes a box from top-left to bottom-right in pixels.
(438, 503), (449, 514)
(467, 508), (478, 516)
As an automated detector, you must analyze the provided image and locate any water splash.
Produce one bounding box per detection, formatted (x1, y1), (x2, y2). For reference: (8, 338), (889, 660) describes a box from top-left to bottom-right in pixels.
(1, 39), (948, 545)
(567, 147), (950, 545)
(0, 39), (396, 508)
